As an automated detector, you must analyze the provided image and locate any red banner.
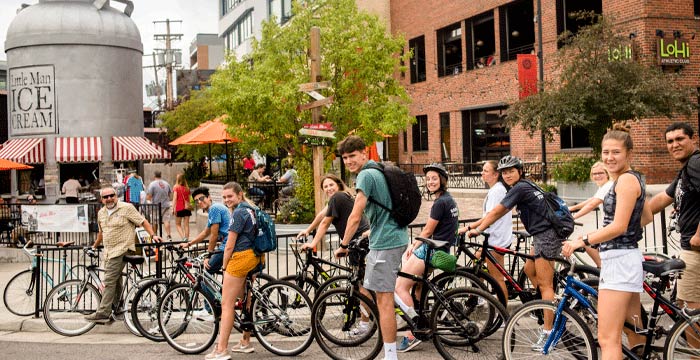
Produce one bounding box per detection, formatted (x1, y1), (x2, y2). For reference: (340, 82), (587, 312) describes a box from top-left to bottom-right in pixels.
(517, 54), (538, 99)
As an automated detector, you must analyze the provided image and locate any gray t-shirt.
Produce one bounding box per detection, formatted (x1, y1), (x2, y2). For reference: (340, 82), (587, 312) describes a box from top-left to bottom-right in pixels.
(147, 179), (172, 208)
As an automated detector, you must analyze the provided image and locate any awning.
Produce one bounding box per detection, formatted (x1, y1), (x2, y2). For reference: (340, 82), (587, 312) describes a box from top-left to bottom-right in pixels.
(0, 138), (45, 164)
(55, 137), (102, 163)
(112, 136), (171, 161)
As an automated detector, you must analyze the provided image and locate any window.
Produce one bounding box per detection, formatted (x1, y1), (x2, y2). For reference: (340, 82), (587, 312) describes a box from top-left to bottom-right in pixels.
(269, 0), (292, 24)
(437, 23), (463, 77)
(223, 10), (254, 51)
(696, 0), (700, 17)
(466, 11), (496, 70)
(222, 0), (244, 16)
(500, 0), (535, 62)
(412, 115), (429, 152)
(403, 131), (408, 152)
(409, 36), (426, 83)
(560, 126), (591, 149)
(461, 107), (509, 163)
(440, 112), (451, 161)
(556, 0), (602, 47)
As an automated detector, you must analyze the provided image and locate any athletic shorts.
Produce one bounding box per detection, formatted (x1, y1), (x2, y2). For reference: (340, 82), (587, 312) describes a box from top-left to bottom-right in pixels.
(599, 249), (643, 293)
(176, 209), (192, 218)
(532, 228), (564, 260)
(225, 249), (261, 278)
(363, 246), (406, 292)
(161, 205), (173, 222)
(678, 250), (700, 303)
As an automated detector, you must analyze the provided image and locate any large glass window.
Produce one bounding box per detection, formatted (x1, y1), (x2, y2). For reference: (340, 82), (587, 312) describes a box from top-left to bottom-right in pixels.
(556, 0), (602, 47)
(223, 10), (254, 51)
(437, 23), (463, 77)
(268, 0), (292, 24)
(467, 11), (496, 70)
(440, 112), (451, 161)
(560, 126), (590, 149)
(696, 0), (700, 17)
(461, 107), (509, 163)
(222, 0), (244, 16)
(412, 115), (429, 152)
(500, 0), (535, 62)
(409, 36), (426, 83)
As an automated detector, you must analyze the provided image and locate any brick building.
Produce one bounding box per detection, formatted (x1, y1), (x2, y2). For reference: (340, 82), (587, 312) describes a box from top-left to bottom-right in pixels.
(389, 0), (700, 184)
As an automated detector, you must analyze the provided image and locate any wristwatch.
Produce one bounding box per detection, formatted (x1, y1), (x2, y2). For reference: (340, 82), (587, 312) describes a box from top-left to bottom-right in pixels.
(339, 243), (349, 249)
(582, 235), (591, 247)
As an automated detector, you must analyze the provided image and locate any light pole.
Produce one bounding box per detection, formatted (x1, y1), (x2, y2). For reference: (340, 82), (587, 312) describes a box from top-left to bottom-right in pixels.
(536, 0), (547, 183)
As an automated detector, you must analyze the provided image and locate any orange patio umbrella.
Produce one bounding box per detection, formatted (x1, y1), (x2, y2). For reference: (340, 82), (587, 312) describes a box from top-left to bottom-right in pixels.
(0, 158), (33, 171)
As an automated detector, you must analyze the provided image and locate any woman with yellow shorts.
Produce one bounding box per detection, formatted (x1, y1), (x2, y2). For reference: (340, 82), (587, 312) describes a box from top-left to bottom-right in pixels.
(206, 182), (263, 360)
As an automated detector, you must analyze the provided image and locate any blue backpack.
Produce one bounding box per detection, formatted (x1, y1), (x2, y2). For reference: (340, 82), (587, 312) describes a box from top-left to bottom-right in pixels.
(240, 202), (277, 255)
(523, 180), (575, 239)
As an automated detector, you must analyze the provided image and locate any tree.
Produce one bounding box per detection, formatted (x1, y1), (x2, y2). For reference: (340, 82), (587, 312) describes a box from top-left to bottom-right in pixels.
(209, 0), (413, 158)
(507, 13), (697, 152)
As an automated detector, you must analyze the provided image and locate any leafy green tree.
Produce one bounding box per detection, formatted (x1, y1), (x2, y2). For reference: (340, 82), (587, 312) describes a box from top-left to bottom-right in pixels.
(209, 0), (413, 157)
(507, 14), (697, 152)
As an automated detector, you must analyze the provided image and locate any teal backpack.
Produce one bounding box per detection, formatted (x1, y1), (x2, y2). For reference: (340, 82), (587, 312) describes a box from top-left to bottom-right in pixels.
(240, 202), (277, 255)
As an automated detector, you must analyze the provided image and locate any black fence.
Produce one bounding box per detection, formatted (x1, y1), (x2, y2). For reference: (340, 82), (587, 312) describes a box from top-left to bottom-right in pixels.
(399, 162), (546, 189)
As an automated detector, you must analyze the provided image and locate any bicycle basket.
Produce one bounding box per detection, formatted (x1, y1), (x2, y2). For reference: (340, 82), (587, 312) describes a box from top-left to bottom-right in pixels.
(430, 250), (457, 272)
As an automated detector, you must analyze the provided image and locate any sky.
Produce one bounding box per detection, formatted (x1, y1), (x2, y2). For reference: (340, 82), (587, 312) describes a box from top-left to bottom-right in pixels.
(0, 0), (219, 108)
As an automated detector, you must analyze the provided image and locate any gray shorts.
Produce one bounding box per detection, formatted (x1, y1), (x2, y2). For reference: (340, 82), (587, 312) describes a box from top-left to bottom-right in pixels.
(363, 246), (406, 292)
(532, 228), (564, 260)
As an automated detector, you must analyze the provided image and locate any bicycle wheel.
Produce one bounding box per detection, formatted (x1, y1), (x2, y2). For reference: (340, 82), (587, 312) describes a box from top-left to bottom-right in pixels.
(315, 275), (351, 300)
(131, 278), (171, 341)
(121, 280), (146, 337)
(432, 287), (508, 359)
(280, 274), (320, 300)
(502, 300), (597, 360)
(456, 266), (508, 306)
(4, 269), (36, 316)
(663, 316), (700, 359)
(312, 287), (382, 360)
(158, 284), (218, 354)
(43, 279), (100, 336)
(252, 281), (314, 356)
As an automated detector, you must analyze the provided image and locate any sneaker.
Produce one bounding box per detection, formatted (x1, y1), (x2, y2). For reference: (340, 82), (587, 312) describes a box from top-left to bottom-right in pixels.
(84, 313), (111, 324)
(230, 342), (255, 353)
(532, 329), (550, 352)
(193, 309), (214, 322)
(397, 335), (421, 353)
(204, 350), (231, 360)
(348, 323), (370, 336)
(396, 314), (408, 331)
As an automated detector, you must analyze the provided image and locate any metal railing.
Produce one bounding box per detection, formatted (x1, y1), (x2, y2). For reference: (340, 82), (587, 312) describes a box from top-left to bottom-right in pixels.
(399, 162), (545, 189)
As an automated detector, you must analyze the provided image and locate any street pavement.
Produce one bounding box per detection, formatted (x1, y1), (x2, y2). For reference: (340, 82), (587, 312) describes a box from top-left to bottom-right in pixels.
(0, 186), (672, 359)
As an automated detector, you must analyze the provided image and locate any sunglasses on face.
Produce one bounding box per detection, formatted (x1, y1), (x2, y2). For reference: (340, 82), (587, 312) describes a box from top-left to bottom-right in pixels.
(102, 193), (116, 199)
(194, 197), (206, 203)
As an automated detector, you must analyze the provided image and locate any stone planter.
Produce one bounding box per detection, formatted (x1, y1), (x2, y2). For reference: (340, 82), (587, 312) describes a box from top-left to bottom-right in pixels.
(556, 181), (598, 205)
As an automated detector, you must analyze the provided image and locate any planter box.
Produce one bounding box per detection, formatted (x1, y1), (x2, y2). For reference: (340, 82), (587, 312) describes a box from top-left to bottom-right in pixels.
(557, 181), (598, 205)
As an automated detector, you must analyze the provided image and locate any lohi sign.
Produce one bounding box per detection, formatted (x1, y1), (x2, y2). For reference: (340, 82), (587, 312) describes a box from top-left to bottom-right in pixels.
(8, 65), (58, 135)
(657, 38), (691, 66)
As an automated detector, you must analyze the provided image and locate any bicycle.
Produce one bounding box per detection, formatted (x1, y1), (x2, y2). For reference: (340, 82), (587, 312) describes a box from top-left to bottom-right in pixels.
(157, 252), (313, 355)
(312, 236), (508, 360)
(130, 245), (275, 342)
(281, 236), (352, 299)
(42, 247), (148, 336)
(502, 254), (700, 359)
(3, 239), (84, 316)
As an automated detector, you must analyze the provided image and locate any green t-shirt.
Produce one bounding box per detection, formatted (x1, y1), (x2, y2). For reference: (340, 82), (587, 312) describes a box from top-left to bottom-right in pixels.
(356, 160), (409, 250)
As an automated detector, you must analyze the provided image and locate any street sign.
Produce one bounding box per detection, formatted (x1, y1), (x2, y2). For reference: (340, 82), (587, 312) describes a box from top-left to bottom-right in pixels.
(298, 81), (331, 92)
(306, 90), (326, 101)
(297, 96), (333, 111)
(299, 128), (336, 138)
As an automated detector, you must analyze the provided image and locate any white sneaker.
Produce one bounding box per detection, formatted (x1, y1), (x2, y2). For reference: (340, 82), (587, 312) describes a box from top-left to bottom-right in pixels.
(193, 309), (214, 322)
(532, 329), (550, 352)
(348, 323), (370, 336)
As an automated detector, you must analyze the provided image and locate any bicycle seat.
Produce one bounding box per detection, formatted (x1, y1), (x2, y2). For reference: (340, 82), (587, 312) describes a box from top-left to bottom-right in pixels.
(56, 241), (75, 247)
(415, 236), (449, 249)
(513, 230), (530, 239)
(643, 258), (685, 277)
(123, 255), (145, 265)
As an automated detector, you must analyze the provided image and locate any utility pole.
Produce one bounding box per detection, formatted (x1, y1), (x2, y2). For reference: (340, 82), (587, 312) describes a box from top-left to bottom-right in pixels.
(536, 0), (547, 183)
(153, 19), (182, 111)
(310, 27), (324, 215)
(151, 52), (162, 109)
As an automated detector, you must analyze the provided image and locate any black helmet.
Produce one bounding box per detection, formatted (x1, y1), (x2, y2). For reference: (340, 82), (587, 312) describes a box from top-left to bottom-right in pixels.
(497, 155), (523, 171)
(423, 163), (449, 181)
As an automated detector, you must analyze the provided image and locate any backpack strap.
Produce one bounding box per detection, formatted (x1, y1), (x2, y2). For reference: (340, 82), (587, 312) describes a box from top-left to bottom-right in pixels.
(363, 162), (392, 212)
(237, 201), (258, 236)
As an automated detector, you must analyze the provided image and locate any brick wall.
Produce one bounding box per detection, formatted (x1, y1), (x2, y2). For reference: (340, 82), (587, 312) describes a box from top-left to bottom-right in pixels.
(390, 0), (700, 183)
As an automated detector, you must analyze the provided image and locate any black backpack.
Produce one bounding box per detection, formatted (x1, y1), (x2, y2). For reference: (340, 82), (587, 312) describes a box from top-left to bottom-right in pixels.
(523, 180), (575, 239)
(365, 162), (421, 227)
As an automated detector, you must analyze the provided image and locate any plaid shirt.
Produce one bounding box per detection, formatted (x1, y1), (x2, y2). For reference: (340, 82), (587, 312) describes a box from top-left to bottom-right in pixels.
(97, 201), (145, 259)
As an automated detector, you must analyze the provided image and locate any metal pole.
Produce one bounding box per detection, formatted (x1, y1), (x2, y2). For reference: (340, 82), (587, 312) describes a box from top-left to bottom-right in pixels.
(537, 0), (547, 183)
(310, 27), (324, 215)
(151, 52), (162, 110)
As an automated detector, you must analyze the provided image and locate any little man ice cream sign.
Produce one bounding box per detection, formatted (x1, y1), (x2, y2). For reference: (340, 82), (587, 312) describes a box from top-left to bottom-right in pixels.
(8, 65), (58, 135)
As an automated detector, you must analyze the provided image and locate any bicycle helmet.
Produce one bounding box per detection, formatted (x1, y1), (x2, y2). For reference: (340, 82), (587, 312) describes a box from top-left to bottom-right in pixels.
(496, 155), (523, 171)
(423, 163), (449, 181)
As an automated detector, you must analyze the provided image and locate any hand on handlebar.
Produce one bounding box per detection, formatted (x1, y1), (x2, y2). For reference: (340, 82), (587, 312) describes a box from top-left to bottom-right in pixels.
(466, 229), (481, 238)
(562, 236), (585, 257)
(334, 247), (348, 258)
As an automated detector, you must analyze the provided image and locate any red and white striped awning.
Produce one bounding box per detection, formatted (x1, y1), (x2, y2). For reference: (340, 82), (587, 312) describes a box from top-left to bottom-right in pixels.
(112, 136), (171, 161)
(55, 137), (102, 163)
(0, 138), (45, 164)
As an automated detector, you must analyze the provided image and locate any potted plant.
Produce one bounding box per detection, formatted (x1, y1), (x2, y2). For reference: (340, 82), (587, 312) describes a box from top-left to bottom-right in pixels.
(550, 154), (598, 204)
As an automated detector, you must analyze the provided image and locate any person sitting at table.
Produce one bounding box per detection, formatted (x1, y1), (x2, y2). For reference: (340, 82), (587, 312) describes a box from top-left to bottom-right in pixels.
(247, 163), (271, 198)
(278, 162), (298, 197)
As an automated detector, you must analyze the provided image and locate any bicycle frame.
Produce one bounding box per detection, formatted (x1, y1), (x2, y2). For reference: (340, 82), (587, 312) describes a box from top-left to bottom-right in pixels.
(291, 240), (351, 282)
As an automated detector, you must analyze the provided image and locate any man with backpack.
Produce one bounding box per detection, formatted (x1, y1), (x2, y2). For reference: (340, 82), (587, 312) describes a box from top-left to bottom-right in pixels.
(334, 135), (409, 360)
(644, 122), (700, 325)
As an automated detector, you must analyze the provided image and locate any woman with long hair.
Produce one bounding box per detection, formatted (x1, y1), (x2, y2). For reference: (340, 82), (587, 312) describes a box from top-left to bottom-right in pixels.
(563, 124), (646, 359)
(206, 182), (262, 360)
(172, 174), (192, 241)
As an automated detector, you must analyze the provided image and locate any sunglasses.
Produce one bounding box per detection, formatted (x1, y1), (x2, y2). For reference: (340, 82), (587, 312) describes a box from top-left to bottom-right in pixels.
(194, 196), (206, 203)
(102, 193), (116, 199)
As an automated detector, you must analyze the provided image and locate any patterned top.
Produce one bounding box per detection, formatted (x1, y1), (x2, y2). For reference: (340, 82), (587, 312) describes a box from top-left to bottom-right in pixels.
(97, 201), (146, 259)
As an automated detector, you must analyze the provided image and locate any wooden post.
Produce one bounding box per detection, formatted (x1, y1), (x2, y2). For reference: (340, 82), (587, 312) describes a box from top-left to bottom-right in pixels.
(310, 27), (324, 216)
